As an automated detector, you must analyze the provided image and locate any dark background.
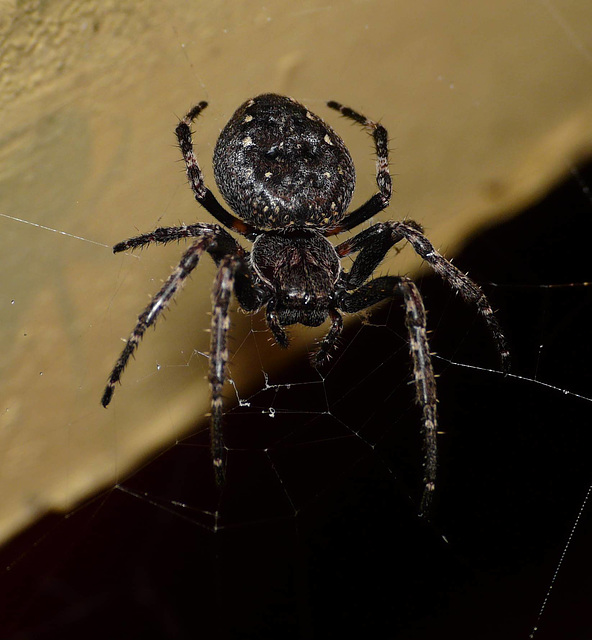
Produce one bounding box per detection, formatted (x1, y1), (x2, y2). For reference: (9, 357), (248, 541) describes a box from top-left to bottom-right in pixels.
(1, 159), (591, 640)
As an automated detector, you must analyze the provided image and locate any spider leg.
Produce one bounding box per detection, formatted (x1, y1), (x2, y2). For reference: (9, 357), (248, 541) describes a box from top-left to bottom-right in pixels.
(112, 222), (239, 254)
(336, 221), (417, 288)
(325, 101), (391, 235)
(101, 236), (214, 408)
(391, 221), (511, 372)
(102, 223), (259, 406)
(103, 222), (263, 486)
(176, 103), (259, 239)
(337, 220), (510, 371)
(110, 222), (262, 311)
(339, 276), (437, 515)
(209, 255), (248, 485)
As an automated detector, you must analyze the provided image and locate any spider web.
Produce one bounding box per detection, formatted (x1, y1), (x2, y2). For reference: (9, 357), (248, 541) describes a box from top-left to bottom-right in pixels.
(1, 159), (592, 640)
(2, 2), (592, 635)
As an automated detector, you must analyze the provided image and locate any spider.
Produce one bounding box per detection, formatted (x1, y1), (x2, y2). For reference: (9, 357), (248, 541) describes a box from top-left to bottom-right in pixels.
(101, 93), (510, 514)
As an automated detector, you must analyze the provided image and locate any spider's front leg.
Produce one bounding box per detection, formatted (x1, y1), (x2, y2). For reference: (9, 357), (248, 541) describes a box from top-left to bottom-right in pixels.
(208, 255), (255, 484)
(101, 225), (243, 408)
(101, 237), (210, 408)
(339, 276), (437, 515)
(102, 223), (261, 486)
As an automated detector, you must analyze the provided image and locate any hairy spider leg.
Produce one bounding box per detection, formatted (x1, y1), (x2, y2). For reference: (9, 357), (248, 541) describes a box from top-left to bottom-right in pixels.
(176, 102), (259, 240)
(339, 276), (437, 515)
(209, 255), (250, 484)
(101, 236), (213, 408)
(101, 226), (262, 484)
(335, 219), (510, 512)
(325, 101), (392, 236)
(110, 222), (261, 315)
(336, 220), (511, 372)
(394, 222), (511, 372)
(111, 222), (242, 253)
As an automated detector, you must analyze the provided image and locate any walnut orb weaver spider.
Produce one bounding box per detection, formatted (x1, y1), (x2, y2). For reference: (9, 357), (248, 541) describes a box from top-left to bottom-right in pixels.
(102, 94), (510, 514)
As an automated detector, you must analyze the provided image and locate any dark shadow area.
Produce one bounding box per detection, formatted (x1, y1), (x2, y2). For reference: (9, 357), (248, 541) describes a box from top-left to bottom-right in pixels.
(1, 158), (591, 639)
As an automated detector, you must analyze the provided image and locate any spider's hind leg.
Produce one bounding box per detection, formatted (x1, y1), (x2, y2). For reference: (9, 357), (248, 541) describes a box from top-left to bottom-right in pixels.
(102, 224), (255, 407)
(176, 103), (257, 237)
(325, 101), (392, 235)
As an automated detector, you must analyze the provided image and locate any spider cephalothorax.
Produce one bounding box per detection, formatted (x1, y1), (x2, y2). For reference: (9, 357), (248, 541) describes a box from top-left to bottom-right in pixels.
(102, 94), (510, 514)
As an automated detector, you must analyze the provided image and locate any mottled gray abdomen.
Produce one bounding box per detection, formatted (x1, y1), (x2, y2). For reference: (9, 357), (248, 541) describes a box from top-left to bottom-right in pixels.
(213, 94), (355, 230)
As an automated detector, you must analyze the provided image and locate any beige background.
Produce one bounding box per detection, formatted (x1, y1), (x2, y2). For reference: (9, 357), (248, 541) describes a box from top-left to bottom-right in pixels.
(1, 0), (591, 544)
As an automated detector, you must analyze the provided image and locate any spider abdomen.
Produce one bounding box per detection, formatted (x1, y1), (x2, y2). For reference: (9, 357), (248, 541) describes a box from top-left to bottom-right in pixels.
(213, 94), (356, 230)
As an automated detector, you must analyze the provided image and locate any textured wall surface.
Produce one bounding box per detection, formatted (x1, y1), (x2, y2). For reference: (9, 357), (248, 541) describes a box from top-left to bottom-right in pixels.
(1, 0), (591, 544)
